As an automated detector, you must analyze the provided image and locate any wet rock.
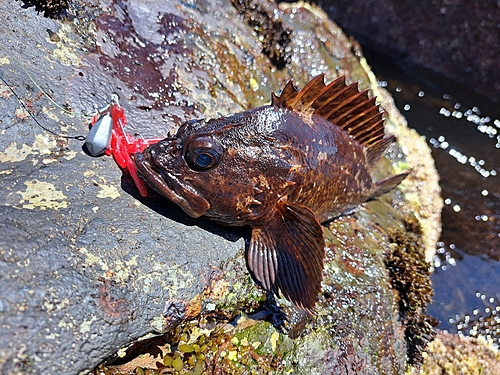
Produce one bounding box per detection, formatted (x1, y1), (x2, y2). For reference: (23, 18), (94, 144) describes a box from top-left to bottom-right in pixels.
(0, 0), (441, 374)
(314, 0), (500, 103)
(415, 331), (500, 375)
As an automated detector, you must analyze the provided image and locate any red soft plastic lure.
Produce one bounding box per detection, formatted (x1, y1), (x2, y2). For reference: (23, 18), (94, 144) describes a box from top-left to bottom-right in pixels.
(85, 95), (162, 197)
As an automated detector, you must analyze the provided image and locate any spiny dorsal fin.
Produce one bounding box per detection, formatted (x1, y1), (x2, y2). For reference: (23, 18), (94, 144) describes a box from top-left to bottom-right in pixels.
(272, 74), (394, 170)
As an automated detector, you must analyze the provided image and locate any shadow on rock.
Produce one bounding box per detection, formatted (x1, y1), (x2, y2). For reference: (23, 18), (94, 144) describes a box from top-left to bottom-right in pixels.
(120, 170), (248, 244)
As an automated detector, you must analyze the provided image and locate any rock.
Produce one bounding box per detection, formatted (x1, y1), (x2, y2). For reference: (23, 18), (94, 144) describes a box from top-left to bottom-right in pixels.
(414, 331), (500, 375)
(0, 0), (441, 374)
(315, 0), (500, 103)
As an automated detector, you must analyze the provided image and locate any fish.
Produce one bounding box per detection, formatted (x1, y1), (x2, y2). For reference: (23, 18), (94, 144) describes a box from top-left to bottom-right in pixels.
(134, 74), (409, 312)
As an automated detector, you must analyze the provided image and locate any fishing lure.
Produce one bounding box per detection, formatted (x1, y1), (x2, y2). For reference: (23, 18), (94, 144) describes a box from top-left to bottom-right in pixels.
(85, 95), (162, 197)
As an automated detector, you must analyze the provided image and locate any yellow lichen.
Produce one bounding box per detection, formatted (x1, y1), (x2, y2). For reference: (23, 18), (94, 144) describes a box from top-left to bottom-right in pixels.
(79, 315), (98, 334)
(78, 247), (110, 271)
(150, 317), (165, 332)
(31, 134), (56, 155)
(19, 180), (69, 210)
(95, 181), (121, 199)
(42, 106), (61, 122)
(0, 142), (33, 163)
(0, 134), (57, 163)
(46, 24), (81, 67)
(63, 150), (77, 160)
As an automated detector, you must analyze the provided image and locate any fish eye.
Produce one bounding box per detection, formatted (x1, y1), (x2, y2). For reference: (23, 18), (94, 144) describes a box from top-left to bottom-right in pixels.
(185, 137), (223, 171)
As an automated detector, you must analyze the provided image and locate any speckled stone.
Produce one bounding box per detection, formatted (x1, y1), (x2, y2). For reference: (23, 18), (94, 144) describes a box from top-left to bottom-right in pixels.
(0, 1), (441, 374)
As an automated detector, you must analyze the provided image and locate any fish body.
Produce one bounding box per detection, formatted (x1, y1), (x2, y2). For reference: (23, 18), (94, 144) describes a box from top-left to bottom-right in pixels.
(135, 74), (408, 311)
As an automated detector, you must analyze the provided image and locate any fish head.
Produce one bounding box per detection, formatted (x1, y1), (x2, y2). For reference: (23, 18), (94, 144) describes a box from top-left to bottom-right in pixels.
(135, 107), (293, 224)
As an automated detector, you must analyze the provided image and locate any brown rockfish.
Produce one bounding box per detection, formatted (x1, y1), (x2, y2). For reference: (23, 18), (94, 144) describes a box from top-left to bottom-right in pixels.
(135, 74), (408, 312)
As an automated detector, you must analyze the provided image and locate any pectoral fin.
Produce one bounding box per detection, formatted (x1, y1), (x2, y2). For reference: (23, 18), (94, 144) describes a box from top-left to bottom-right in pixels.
(247, 202), (325, 312)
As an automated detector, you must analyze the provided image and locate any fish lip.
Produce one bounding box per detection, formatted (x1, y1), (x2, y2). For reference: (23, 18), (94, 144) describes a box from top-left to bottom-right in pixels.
(134, 150), (210, 218)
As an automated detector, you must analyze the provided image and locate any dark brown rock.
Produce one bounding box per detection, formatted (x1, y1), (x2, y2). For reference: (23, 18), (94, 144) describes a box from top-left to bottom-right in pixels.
(316, 0), (500, 103)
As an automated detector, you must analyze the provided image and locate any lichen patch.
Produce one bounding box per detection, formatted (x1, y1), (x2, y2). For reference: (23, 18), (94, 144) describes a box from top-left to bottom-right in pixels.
(18, 180), (69, 210)
(46, 24), (81, 67)
(0, 134), (57, 163)
(95, 181), (121, 199)
(0, 142), (33, 163)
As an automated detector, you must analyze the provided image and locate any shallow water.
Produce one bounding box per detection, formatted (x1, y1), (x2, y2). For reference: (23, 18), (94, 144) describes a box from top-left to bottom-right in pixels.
(364, 49), (500, 344)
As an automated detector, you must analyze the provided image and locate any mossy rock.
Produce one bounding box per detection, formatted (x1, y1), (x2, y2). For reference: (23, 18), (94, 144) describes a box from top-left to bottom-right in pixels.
(0, 0), (441, 374)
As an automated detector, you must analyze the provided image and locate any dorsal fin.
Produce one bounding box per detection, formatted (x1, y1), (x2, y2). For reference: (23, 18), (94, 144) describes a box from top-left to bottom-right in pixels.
(271, 74), (394, 169)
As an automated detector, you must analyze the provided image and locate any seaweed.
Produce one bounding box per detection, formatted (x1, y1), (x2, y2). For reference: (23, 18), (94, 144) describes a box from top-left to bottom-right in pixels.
(385, 216), (438, 366)
(94, 316), (292, 375)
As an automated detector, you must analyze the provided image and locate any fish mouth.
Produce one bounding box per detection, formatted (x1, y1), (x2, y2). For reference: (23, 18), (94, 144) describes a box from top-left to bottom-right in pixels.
(134, 150), (210, 218)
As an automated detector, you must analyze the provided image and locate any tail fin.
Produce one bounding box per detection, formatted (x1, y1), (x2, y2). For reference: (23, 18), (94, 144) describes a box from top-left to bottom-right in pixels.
(371, 172), (410, 198)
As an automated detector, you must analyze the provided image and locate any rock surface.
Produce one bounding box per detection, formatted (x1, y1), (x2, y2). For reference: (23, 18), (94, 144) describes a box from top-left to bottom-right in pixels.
(0, 1), (441, 374)
(413, 331), (500, 375)
(315, 0), (500, 103)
